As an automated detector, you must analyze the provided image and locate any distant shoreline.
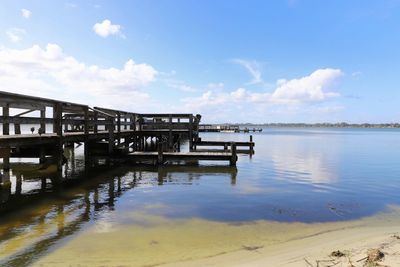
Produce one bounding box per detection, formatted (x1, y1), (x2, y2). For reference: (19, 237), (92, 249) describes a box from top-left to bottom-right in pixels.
(205, 123), (400, 129)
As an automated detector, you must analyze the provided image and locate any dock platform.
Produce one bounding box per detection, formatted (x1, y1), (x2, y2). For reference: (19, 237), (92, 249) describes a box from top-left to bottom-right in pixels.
(127, 150), (238, 166)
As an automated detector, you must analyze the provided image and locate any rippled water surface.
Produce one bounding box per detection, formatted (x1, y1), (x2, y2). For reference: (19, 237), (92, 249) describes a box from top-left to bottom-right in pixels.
(1, 128), (400, 266)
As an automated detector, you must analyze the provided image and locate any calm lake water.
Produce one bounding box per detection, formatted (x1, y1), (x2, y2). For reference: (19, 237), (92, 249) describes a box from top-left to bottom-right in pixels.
(1, 128), (400, 266)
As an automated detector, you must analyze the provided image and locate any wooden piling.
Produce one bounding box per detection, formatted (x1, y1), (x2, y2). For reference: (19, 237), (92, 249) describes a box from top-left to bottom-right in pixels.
(1, 148), (10, 185)
(230, 142), (237, 166)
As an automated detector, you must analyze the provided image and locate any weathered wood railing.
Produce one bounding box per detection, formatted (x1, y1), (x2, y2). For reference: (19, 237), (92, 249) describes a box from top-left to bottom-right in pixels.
(0, 91), (202, 183)
(0, 92), (199, 142)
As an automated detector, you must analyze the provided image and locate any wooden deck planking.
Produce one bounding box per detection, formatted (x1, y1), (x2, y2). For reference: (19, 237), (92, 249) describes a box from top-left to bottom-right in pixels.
(128, 151), (235, 162)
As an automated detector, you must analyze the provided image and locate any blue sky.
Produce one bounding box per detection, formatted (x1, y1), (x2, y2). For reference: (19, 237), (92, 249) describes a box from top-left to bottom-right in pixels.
(0, 0), (399, 123)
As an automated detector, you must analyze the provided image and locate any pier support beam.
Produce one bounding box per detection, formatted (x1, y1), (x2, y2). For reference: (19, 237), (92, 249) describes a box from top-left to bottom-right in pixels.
(0, 147), (11, 186)
(250, 135), (254, 152)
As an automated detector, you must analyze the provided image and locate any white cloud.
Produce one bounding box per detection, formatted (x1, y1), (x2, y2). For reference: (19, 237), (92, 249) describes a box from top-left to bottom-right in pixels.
(270, 68), (342, 103)
(181, 68), (343, 121)
(0, 44), (157, 110)
(166, 79), (197, 92)
(233, 59), (263, 84)
(93, 19), (125, 38)
(21, 9), (32, 19)
(6, 28), (26, 43)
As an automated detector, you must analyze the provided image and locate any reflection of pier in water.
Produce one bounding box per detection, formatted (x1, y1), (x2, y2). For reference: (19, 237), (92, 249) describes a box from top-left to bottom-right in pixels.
(0, 161), (237, 267)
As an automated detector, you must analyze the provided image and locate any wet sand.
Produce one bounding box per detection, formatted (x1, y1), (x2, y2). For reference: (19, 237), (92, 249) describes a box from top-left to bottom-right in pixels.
(30, 205), (400, 267)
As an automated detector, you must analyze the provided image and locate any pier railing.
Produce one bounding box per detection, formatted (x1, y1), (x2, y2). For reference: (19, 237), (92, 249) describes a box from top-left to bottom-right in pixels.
(0, 92), (200, 140)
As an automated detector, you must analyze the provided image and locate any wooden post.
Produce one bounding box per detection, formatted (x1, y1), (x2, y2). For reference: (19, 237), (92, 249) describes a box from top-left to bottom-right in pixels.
(189, 114), (193, 151)
(15, 173), (22, 195)
(93, 111), (98, 134)
(53, 103), (63, 170)
(84, 107), (90, 163)
(1, 148), (10, 185)
(117, 112), (121, 146)
(230, 142), (237, 166)
(133, 136), (137, 151)
(108, 117), (115, 154)
(14, 124), (21, 135)
(250, 135), (254, 152)
(131, 114), (136, 131)
(168, 114), (173, 150)
(2, 104), (9, 135)
(53, 103), (62, 136)
(157, 142), (164, 165)
(83, 107), (89, 135)
(40, 108), (46, 134)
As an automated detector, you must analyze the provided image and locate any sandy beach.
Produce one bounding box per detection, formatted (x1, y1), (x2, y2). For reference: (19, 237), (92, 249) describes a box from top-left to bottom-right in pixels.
(29, 205), (400, 267)
(162, 222), (400, 267)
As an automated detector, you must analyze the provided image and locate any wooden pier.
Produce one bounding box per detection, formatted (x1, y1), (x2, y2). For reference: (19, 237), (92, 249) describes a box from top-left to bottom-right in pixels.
(0, 92), (249, 185)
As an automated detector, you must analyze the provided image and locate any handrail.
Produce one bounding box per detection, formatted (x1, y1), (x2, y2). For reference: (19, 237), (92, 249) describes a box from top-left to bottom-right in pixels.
(0, 91), (200, 137)
(89, 107), (115, 118)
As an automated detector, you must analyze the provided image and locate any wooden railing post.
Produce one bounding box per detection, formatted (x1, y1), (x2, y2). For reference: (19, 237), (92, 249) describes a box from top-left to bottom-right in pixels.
(131, 114), (136, 130)
(2, 103), (9, 135)
(117, 112), (121, 146)
(249, 135), (254, 152)
(108, 117), (115, 154)
(40, 108), (46, 134)
(93, 110), (98, 134)
(168, 114), (173, 150)
(84, 107), (89, 135)
(189, 114), (193, 151)
(84, 107), (90, 162)
(53, 102), (63, 170)
(138, 115), (142, 131)
(53, 103), (63, 136)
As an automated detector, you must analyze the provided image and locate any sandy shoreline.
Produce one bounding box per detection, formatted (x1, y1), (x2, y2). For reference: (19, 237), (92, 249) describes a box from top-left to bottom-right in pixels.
(161, 224), (400, 267)
(27, 206), (400, 267)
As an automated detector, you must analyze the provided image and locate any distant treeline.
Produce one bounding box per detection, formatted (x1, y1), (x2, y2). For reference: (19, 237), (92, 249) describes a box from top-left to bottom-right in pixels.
(223, 123), (400, 128)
